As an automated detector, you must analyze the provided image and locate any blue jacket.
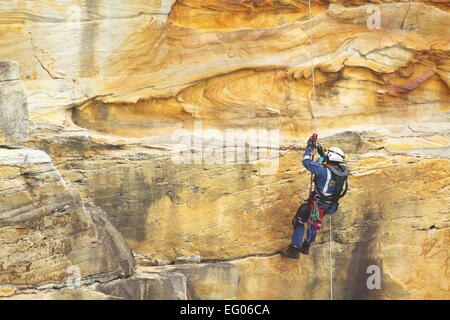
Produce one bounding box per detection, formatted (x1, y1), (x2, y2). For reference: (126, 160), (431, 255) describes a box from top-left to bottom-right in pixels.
(302, 147), (345, 215)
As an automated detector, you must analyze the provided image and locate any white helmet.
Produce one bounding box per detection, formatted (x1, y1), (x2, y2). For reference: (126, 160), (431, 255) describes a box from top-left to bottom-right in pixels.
(326, 147), (346, 163)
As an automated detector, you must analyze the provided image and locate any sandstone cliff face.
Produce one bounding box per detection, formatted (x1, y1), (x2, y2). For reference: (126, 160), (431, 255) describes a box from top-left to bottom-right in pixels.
(0, 62), (28, 145)
(0, 0), (449, 299)
(0, 147), (135, 287)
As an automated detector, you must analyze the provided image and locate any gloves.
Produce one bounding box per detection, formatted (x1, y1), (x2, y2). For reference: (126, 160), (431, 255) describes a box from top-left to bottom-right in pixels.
(306, 134), (318, 149)
(317, 144), (325, 157)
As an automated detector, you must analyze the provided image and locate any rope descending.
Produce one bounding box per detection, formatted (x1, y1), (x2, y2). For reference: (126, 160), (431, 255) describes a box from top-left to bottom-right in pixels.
(306, 0), (333, 301)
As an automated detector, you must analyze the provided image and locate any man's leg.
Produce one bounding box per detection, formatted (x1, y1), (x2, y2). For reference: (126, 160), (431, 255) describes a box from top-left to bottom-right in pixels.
(300, 199), (327, 255)
(281, 223), (304, 259)
(298, 223), (316, 255)
(306, 223), (318, 244)
(291, 223), (305, 248)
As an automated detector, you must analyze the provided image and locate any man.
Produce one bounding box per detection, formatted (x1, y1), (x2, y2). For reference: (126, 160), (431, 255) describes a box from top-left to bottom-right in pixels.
(282, 134), (349, 259)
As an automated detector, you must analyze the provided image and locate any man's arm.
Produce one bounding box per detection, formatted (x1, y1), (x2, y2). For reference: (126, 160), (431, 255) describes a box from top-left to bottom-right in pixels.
(302, 147), (327, 176)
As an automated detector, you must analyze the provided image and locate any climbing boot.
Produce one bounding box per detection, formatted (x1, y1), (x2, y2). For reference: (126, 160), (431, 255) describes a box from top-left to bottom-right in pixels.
(298, 240), (310, 255)
(281, 245), (300, 259)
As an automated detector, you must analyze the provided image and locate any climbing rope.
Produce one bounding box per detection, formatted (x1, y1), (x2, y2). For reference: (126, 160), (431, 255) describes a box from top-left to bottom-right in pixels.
(307, 0), (317, 121)
(307, 0), (333, 301)
(308, 134), (318, 197)
(329, 215), (333, 300)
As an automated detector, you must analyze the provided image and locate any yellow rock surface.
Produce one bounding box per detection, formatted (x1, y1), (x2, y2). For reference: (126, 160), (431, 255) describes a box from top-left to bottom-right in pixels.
(0, 0), (449, 299)
(0, 148), (135, 286)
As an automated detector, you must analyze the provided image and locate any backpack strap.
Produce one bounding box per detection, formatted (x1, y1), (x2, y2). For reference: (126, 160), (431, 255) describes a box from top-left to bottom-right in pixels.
(316, 164), (349, 203)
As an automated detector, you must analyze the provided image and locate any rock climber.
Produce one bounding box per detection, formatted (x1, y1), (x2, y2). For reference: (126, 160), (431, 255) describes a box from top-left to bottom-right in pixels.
(282, 134), (349, 259)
